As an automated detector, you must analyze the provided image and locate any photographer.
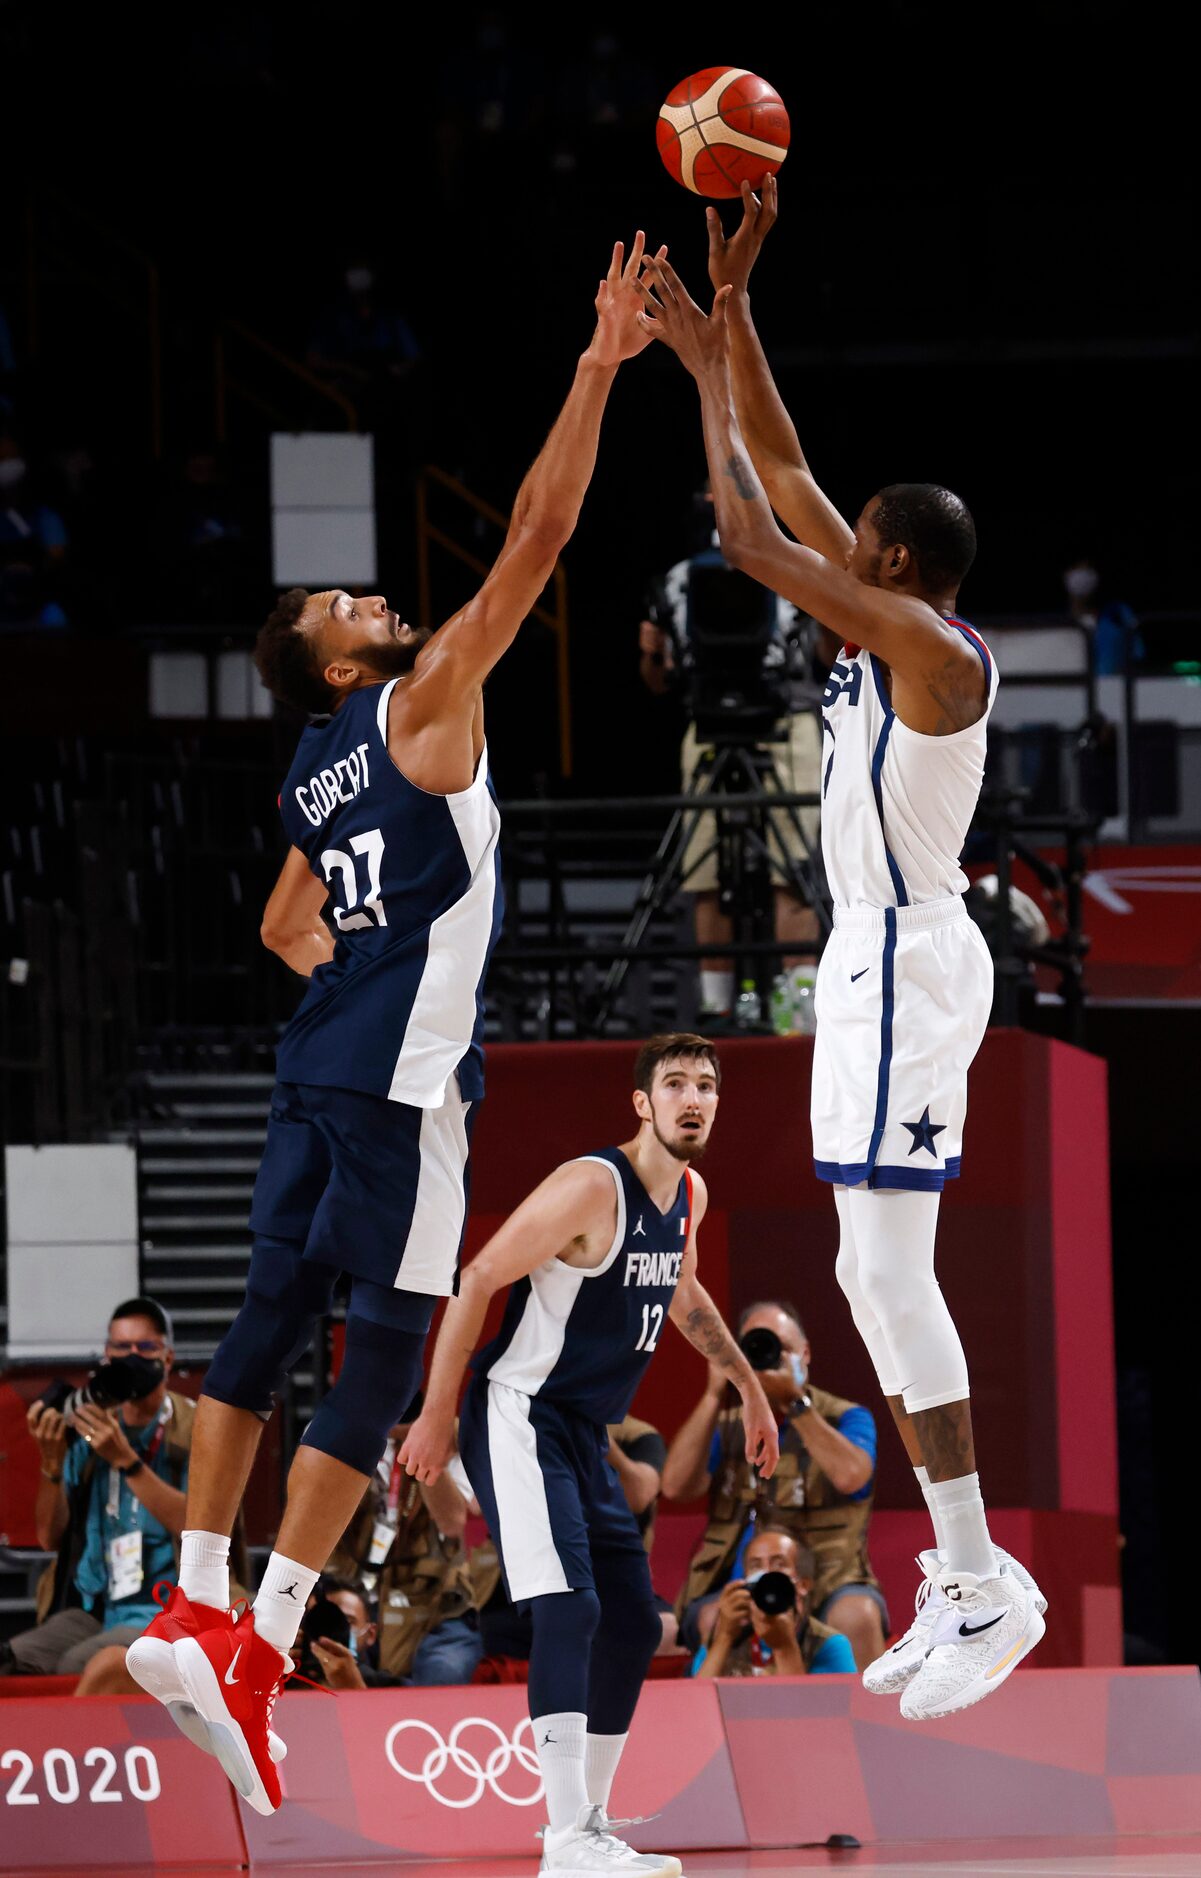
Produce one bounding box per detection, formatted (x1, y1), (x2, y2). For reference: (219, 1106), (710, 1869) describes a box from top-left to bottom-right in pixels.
(638, 484), (831, 1023)
(1, 1299), (190, 1679)
(296, 1577), (380, 1690)
(692, 1527), (855, 1677)
(664, 1300), (887, 1671)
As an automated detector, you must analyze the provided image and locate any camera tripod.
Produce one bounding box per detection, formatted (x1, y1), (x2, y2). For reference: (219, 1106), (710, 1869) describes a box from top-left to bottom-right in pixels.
(593, 726), (831, 1032)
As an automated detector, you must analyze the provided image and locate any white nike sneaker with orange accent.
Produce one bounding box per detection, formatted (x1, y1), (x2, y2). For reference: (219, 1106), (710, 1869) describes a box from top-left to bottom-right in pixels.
(899, 1561), (1045, 1720)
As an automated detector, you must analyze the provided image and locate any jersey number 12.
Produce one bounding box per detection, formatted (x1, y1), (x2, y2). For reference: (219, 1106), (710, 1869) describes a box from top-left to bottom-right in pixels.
(634, 1303), (663, 1353)
(321, 828), (388, 930)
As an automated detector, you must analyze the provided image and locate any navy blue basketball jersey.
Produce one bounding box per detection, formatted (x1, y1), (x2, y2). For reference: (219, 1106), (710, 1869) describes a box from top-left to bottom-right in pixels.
(273, 678), (504, 1108)
(476, 1148), (693, 1424)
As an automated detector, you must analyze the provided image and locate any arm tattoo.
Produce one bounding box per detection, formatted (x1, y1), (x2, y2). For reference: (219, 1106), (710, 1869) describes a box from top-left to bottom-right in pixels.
(723, 452), (756, 501)
(684, 1304), (738, 1366)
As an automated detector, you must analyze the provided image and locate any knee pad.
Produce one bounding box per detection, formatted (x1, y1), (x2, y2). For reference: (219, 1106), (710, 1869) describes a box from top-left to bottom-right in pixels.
(530, 1587), (602, 1652)
(527, 1588), (601, 1721)
(302, 1315), (426, 1475)
(203, 1237), (335, 1418)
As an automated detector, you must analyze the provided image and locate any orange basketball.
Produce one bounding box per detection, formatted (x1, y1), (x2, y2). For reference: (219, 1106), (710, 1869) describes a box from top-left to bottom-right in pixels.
(656, 66), (790, 199)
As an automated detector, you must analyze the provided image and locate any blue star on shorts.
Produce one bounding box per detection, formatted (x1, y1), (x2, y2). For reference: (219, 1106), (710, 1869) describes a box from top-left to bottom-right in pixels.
(902, 1106), (947, 1157)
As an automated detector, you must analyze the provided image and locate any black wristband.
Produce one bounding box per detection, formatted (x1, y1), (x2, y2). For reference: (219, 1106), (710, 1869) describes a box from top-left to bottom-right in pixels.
(118, 1457), (144, 1479)
(793, 1394), (812, 1415)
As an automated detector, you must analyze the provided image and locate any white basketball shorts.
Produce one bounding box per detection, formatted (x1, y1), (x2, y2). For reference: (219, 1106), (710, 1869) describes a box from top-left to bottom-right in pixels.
(811, 897), (992, 1191)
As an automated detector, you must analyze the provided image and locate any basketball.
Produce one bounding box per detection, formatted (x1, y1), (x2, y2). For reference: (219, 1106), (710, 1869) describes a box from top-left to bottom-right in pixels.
(656, 66), (790, 198)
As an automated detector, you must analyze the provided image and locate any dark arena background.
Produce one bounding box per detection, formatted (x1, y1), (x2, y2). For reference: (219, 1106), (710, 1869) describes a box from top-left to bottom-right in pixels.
(1, 6), (1199, 1874)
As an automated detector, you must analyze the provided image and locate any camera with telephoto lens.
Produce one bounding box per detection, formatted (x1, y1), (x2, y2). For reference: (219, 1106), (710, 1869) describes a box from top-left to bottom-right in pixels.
(37, 1354), (166, 1424)
(748, 1570), (797, 1617)
(739, 1326), (784, 1372)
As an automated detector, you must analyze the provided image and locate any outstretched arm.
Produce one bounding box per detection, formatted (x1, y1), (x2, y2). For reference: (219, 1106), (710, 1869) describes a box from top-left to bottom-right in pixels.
(636, 259), (983, 735)
(707, 177), (855, 565)
(408, 234), (663, 711)
(400, 1159), (618, 1483)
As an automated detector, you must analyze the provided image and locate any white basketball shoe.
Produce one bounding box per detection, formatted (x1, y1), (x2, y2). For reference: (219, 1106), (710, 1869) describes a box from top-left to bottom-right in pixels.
(899, 1559), (1046, 1719)
(539, 1803), (682, 1874)
(863, 1546), (1047, 1698)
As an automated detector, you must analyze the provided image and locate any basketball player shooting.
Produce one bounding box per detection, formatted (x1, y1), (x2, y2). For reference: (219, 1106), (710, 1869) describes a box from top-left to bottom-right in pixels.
(634, 187), (1046, 1721)
(400, 1034), (778, 1876)
(124, 232), (660, 1814)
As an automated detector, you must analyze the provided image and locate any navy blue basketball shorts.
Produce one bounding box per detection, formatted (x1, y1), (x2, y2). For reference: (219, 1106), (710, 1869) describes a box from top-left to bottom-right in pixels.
(460, 1378), (651, 1604)
(249, 1076), (476, 1294)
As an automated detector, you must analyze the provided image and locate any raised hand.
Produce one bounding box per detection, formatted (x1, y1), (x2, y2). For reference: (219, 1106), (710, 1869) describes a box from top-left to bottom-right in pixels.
(634, 255), (733, 381)
(706, 173), (778, 294)
(590, 231), (668, 366)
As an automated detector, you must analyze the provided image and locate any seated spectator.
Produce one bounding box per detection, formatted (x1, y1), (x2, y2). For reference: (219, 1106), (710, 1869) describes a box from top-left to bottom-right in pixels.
(323, 1393), (481, 1686)
(691, 1527), (855, 1677)
(0, 1300), (196, 1684)
(475, 1413), (677, 1662)
(664, 1300), (887, 1670)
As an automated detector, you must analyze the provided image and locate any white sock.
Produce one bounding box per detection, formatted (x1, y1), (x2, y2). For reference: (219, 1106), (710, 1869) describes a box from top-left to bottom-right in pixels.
(928, 1472), (997, 1580)
(251, 1552), (318, 1654)
(534, 1710), (589, 1835)
(699, 969), (733, 1014)
(913, 1466), (949, 1556)
(584, 1731), (628, 1813)
(178, 1529), (230, 1609)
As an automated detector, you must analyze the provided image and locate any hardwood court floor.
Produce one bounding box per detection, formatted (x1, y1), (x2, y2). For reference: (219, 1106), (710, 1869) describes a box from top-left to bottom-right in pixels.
(227, 1835), (1201, 1878)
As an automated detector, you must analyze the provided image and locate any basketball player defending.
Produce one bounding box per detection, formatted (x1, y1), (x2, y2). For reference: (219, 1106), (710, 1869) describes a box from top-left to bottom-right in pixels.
(634, 193), (1046, 1721)
(401, 1035), (778, 1875)
(125, 233), (659, 1811)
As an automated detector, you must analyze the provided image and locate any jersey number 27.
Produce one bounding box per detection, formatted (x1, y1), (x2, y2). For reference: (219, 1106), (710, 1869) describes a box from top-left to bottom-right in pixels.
(320, 828), (387, 931)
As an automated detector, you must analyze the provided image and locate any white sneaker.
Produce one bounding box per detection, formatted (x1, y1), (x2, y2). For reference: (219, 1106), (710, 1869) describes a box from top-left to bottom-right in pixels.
(862, 1549), (945, 1695)
(539, 1803), (682, 1874)
(900, 1561), (1045, 1720)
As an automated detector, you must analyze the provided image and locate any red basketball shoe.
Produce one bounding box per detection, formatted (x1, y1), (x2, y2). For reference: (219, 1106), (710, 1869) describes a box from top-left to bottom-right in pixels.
(174, 1608), (292, 1815)
(127, 1585), (286, 1772)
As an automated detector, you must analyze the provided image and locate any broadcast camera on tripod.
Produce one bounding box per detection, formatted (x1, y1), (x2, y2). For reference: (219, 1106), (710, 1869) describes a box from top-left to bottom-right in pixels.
(612, 542), (832, 1033)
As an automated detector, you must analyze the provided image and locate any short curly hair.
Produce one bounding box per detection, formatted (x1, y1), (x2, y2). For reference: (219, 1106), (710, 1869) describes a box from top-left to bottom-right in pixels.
(871, 484), (976, 594)
(254, 588), (331, 714)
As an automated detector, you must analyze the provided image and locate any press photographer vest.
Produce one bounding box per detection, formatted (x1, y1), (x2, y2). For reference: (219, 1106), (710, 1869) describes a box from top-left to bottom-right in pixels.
(676, 1386), (878, 1622)
(330, 1468), (475, 1680)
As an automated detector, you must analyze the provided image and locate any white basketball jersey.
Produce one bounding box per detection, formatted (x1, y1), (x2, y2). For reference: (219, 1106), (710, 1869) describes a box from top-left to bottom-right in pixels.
(819, 620), (997, 911)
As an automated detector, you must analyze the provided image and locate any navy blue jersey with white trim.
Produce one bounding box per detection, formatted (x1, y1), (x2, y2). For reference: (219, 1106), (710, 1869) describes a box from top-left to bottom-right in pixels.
(476, 1148), (693, 1425)
(274, 680), (503, 1107)
(819, 618), (998, 910)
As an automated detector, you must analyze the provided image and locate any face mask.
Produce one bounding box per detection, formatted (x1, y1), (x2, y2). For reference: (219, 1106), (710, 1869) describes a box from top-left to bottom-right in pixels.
(0, 457), (27, 489)
(787, 1353), (808, 1392)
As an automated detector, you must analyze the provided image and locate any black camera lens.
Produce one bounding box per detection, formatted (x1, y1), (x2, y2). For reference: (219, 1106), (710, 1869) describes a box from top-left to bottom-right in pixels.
(36, 1355), (164, 1424)
(739, 1326), (784, 1372)
(749, 1570), (797, 1617)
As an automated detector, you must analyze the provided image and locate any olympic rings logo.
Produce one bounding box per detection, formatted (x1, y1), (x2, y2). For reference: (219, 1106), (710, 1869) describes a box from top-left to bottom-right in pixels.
(384, 1716), (544, 1809)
